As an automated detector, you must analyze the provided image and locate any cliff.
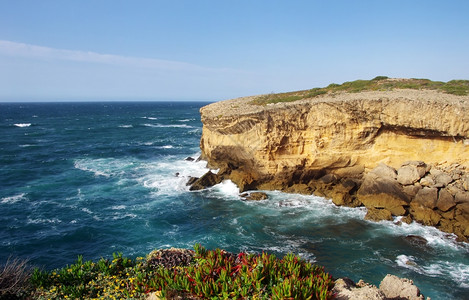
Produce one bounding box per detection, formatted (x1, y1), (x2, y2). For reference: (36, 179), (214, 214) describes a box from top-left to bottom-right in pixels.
(198, 80), (469, 241)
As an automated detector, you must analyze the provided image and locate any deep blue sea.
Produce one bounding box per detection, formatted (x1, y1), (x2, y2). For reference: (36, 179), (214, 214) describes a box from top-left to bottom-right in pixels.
(1, 101), (468, 299)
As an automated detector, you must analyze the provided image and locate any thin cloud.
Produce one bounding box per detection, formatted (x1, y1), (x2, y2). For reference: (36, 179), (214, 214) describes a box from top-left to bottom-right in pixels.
(0, 40), (220, 72)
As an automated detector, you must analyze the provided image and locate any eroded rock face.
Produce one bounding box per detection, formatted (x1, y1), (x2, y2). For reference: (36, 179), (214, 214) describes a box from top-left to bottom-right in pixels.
(199, 89), (469, 241)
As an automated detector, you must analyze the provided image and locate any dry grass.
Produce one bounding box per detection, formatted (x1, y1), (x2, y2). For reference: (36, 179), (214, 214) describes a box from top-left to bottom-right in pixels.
(0, 257), (32, 298)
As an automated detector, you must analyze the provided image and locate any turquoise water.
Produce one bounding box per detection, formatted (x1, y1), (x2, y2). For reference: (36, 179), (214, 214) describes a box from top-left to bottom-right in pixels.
(1, 102), (468, 299)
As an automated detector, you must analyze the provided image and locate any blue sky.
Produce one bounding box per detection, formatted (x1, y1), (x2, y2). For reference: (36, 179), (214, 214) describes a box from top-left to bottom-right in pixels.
(1, 0), (468, 101)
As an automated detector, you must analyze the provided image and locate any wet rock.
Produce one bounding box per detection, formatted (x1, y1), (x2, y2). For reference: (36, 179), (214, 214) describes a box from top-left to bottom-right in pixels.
(242, 192), (268, 201)
(405, 235), (428, 247)
(185, 156), (195, 162)
(401, 215), (413, 224)
(365, 207), (393, 222)
(379, 274), (426, 300)
(186, 176), (199, 186)
(189, 171), (222, 191)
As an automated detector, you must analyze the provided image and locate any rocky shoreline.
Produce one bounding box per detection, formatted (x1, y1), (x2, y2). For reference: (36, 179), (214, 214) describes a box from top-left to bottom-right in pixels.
(195, 86), (469, 241)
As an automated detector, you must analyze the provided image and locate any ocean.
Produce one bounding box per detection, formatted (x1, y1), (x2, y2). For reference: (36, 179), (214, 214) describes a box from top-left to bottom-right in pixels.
(0, 101), (468, 299)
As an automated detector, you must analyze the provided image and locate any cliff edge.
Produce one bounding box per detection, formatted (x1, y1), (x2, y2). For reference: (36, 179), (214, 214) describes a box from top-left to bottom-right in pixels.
(199, 79), (469, 241)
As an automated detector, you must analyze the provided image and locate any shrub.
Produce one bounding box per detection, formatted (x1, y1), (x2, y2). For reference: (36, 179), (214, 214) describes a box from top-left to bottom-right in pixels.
(27, 245), (335, 299)
(0, 257), (32, 299)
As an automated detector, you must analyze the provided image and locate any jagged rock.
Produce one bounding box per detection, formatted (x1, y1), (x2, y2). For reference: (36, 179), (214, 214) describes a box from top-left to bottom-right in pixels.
(365, 207), (393, 222)
(319, 173), (339, 184)
(185, 156), (195, 161)
(434, 173), (453, 186)
(189, 171), (222, 191)
(242, 192), (268, 201)
(455, 191), (469, 203)
(332, 277), (385, 300)
(403, 184), (422, 198)
(419, 175), (435, 187)
(437, 188), (456, 212)
(414, 187), (438, 209)
(370, 163), (397, 180)
(401, 215), (413, 224)
(397, 165), (425, 185)
(358, 173), (409, 216)
(379, 274), (425, 300)
(186, 176), (199, 186)
(410, 202), (441, 226)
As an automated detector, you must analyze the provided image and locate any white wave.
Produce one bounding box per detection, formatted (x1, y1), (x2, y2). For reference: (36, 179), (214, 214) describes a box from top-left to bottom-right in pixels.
(160, 145), (174, 149)
(143, 123), (193, 128)
(27, 218), (61, 224)
(74, 158), (132, 178)
(369, 216), (466, 251)
(112, 213), (137, 220)
(118, 124), (133, 128)
(110, 205), (126, 210)
(1, 193), (27, 204)
(81, 208), (93, 214)
(19, 144), (34, 148)
(178, 119), (194, 122)
(14, 123), (31, 127)
(210, 180), (240, 199)
(396, 254), (469, 288)
(141, 116), (158, 120)
(139, 156), (210, 196)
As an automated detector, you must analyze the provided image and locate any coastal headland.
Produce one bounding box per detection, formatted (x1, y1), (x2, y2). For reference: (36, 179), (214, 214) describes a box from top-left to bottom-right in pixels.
(195, 78), (469, 241)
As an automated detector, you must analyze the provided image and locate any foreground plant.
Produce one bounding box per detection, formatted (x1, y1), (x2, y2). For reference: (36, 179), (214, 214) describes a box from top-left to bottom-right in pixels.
(28, 244), (334, 299)
(0, 256), (32, 299)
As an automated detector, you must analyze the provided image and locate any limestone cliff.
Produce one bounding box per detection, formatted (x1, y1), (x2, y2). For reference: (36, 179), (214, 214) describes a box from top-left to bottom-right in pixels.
(199, 87), (469, 240)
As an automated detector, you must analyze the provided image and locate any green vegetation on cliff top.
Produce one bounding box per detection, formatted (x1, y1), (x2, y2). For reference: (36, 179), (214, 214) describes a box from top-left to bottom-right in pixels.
(2, 245), (334, 299)
(251, 76), (469, 105)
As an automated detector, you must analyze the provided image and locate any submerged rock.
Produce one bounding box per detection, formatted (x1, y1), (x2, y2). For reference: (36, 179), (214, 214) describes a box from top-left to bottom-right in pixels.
(241, 191), (268, 201)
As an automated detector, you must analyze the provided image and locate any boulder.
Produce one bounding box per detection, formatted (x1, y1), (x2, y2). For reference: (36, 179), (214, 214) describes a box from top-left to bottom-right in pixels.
(370, 163), (397, 180)
(189, 171), (222, 191)
(184, 156), (195, 162)
(437, 188), (456, 212)
(413, 187), (438, 209)
(365, 207), (393, 222)
(357, 173), (409, 216)
(332, 278), (385, 300)
(455, 190), (469, 203)
(434, 173), (453, 186)
(410, 202), (441, 226)
(397, 164), (425, 185)
(419, 175), (435, 187)
(379, 274), (425, 300)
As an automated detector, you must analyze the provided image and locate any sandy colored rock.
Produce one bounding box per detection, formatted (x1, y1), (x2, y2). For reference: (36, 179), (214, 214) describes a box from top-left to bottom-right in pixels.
(414, 187), (438, 209)
(437, 188), (456, 212)
(365, 207), (393, 221)
(332, 278), (385, 300)
(357, 173), (408, 216)
(397, 165), (424, 185)
(379, 274), (425, 300)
